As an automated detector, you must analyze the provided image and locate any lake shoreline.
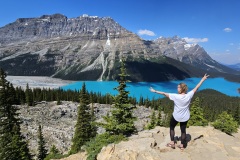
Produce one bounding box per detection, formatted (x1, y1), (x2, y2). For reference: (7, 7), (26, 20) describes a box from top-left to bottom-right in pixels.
(6, 75), (76, 89)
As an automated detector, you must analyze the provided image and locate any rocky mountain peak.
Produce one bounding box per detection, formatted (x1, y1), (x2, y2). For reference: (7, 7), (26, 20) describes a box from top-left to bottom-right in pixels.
(40, 13), (67, 19)
(0, 14), (129, 45)
(15, 13), (67, 25)
(0, 13), (238, 81)
(155, 35), (186, 43)
(154, 36), (214, 65)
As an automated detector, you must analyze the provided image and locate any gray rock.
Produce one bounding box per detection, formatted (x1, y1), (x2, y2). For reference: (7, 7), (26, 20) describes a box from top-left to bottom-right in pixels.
(18, 101), (154, 155)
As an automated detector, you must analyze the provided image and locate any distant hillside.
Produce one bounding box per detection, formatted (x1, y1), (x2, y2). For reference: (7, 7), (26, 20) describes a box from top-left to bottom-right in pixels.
(226, 63), (240, 71)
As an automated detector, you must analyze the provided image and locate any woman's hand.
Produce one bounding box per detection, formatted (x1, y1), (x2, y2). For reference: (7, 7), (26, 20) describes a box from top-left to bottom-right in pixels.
(202, 73), (210, 81)
(193, 73), (210, 93)
(149, 87), (155, 93)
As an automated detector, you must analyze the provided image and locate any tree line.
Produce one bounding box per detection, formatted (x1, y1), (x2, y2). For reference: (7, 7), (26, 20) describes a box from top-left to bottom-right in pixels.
(13, 83), (139, 107)
(13, 84), (240, 126)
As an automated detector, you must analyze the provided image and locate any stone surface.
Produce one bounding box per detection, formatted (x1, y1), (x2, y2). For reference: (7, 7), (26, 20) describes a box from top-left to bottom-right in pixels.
(18, 101), (153, 155)
(59, 126), (240, 160)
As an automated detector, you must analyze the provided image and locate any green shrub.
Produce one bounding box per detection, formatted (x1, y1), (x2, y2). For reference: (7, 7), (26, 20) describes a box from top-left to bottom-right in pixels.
(44, 154), (68, 160)
(85, 132), (126, 160)
(44, 145), (68, 160)
(213, 111), (238, 135)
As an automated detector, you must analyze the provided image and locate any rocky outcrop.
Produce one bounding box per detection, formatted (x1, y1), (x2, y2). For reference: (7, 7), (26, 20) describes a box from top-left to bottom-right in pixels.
(58, 126), (240, 160)
(18, 101), (152, 155)
(97, 126), (240, 160)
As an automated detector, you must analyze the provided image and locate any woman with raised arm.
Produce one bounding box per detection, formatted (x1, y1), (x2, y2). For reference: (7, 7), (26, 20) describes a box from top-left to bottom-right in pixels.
(149, 74), (209, 150)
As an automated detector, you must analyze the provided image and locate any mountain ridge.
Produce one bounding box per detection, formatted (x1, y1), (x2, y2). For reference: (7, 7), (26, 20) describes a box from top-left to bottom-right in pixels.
(0, 14), (239, 82)
(225, 63), (240, 71)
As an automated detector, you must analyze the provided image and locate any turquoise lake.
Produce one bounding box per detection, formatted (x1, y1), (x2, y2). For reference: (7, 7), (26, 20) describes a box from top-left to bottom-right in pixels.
(61, 77), (240, 100)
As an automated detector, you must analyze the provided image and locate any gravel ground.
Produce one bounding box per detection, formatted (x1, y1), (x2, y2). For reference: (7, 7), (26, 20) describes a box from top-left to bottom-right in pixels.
(6, 76), (75, 89)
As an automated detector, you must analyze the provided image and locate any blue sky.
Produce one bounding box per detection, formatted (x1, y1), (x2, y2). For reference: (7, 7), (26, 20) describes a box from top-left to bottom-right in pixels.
(0, 0), (240, 64)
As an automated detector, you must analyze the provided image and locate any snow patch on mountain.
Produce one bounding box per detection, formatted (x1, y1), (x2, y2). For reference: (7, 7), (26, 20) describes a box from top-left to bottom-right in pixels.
(60, 44), (71, 52)
(31, 48), (49, 56)
(106, 34), (111, 46)
(204, 63), (215, 68)
(98, 52), (109, 81)
(80, 53), (102, 72)
(82, 41), (89, 49)
(0, 52), (28, 61)
(204, 63), (223, 72)
(184, 44), (196, 50)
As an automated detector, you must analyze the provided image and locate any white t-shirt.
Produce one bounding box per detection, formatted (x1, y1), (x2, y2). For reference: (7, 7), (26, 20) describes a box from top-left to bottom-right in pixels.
(169, 90), (194, 122)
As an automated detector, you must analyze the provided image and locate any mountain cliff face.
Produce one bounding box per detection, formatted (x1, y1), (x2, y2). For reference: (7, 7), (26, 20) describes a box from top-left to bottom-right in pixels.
(154, 36), (237, 73)
(0, 14), (238, 81)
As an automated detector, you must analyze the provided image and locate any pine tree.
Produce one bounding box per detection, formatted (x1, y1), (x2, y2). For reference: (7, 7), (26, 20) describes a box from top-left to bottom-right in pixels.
(233, 105), (240, 125)
(56, 88), (61, 105)
(44, 145), (61, 160)
(9, 83), (18, 104)
(25, 83), (33, 106)
(57, 96), (61, 105)
(156, 106), (163, 126)
(90, 98), (97, 138)
(0, 68), (32, 160)
(37, 125), (47, 160)
(49, 145), (59, 155)
(70, 83), (94, 154)
(188, 97), (208, 127)
(18, 87), (26, 105)
(145, 111), (156, 130)
(139, 96), (144, 106)
(10, 124), (32, 160)
(101, 60), (136, 135)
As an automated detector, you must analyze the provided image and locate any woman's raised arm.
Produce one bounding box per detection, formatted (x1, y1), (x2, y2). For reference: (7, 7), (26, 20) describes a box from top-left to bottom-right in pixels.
(192, 74), (210, 93)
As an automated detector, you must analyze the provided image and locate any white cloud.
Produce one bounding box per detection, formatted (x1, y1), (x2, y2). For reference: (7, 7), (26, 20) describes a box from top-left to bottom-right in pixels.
(183, 37), (208, 43)
(223, 28), (232, 32)
(138, 29), (156, 36)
